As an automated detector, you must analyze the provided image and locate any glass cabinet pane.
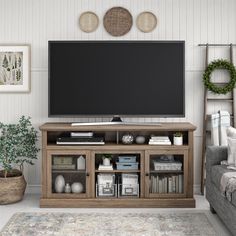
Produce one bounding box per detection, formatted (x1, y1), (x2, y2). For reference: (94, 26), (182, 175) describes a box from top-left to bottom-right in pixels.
(149, 154), (184, 194)
(51, 155), (87, 195)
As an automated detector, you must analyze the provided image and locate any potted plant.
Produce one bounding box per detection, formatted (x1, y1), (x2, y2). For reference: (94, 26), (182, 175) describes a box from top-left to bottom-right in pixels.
(173, 132), (183, 145)
(0, 116), (39, 204)
(102, 154), (113, 166)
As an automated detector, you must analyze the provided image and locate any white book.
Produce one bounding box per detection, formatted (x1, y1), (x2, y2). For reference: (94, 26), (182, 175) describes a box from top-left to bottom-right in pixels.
(168, 177), (173, 193)
(98, 164), (113, 170)
(150, 136), (170, 140)
(159, 178), (163, 193)
(153, 176), (156, 193)
(164, 177), (168, 193)
(150, 176), (153, 193)
(156, 175), (159, 193)
(149, 141), (171, 145)
(172, 176), (176, 193)
(149, 139), (170, 142)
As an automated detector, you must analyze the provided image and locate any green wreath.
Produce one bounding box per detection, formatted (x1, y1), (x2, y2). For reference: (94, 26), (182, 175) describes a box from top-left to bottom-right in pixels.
(203, 59), (236, 94)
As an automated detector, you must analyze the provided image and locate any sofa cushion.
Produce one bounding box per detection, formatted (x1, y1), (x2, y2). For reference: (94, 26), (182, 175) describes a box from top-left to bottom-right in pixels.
(211, 165), (236, 207)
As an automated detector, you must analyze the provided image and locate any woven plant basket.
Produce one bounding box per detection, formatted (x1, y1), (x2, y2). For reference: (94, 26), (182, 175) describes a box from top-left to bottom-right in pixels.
(0, 175), (26, 204)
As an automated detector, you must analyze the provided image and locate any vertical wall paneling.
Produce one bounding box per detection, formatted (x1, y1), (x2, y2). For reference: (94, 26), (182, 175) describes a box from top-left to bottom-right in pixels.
(0, 0), (235, 191)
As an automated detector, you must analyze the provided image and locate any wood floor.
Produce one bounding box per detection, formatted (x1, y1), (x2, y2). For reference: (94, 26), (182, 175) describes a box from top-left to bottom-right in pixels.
(0, 194), (232, 235)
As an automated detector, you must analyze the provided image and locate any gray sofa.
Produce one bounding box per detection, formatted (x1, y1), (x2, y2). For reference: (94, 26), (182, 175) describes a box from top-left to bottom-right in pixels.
(206, 146), (236, 235)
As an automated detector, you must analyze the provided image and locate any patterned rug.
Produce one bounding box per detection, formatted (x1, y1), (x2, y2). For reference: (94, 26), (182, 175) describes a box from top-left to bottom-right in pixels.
(0, 212), (217, 236)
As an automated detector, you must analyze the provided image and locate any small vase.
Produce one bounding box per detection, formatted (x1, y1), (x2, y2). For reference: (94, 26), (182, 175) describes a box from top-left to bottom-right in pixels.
(55, 175), (65, 193)
(64, 183), (71, 193)
(103, 158), (110, 166)
(174, 136), (183, 145)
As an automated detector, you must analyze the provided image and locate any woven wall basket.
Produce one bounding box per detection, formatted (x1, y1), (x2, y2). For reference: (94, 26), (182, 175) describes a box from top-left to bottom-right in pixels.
(79, 11), (99, 33)
(103, 7), (133, 36)
(0, 175), (26, 204)
(136, 12), (157, 33)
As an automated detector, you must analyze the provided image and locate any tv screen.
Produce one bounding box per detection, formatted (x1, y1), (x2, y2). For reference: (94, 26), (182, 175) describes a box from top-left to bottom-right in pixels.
(49, 41), (185, 117)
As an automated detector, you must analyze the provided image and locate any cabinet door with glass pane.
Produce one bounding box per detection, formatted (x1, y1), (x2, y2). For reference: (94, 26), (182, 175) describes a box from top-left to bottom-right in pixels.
(47, 150), (91, 198)
(145, 149), (188, 198)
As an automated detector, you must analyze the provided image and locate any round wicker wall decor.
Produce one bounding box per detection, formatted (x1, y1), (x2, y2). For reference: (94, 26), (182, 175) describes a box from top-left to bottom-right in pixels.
(79, 11), (99, 33)
(103, 7), (133, 36)
(136, 12), (157, 33)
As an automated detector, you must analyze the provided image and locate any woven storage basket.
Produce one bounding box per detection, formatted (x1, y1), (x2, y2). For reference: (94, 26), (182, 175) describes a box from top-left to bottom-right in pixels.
(0, 175), (26, 204)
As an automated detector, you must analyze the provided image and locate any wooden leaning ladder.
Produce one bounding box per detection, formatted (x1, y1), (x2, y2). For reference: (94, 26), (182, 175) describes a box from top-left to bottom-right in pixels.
(199, 43), (235, 195)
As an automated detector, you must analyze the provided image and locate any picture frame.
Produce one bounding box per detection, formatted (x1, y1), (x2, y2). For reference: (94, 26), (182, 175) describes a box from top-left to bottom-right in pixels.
(0, 45), (30, 92)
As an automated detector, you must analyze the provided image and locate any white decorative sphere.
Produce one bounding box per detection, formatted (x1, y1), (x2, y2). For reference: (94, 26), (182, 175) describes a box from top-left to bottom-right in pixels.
(55, 175), (65, 193)
(71, 182), (84, 193)
(135, 135), (146, 144)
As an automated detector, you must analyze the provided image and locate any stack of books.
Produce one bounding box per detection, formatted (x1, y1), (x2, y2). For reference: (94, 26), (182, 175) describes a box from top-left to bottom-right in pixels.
(98, 164), (113, 171)
(149, 136), (171, 145)
(52, 156), (75, 170)
(57, 132), (105, 145)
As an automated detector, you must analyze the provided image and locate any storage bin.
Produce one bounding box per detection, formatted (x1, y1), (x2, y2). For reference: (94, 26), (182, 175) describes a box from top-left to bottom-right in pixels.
(118, 156), (136, 163)
(96, 184), (117, 198)
(118, 184), (139, 197)
(116, 162), (139, 170)
(153, 161), (182, 171)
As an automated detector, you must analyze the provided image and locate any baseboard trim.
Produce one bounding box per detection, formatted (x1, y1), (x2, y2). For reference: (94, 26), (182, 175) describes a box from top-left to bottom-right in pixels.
(26, 184), (202, 195)
(194, 185), (201, 195)
(26, 185), (41, 194)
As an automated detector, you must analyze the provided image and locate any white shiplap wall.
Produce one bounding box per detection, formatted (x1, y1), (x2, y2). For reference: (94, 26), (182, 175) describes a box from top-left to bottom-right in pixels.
(0, 0), (236, 193)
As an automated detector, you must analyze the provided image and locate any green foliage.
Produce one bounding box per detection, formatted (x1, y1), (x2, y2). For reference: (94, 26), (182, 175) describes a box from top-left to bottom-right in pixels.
(203, 59), (236, 94)
(174, 132), (183, 137)
(16, 69), (21, 81)
(0, 116), (39, 178)
(102, 154), (113, 160)
(18, 57), (22, 67)
(2, 55), (8, 68)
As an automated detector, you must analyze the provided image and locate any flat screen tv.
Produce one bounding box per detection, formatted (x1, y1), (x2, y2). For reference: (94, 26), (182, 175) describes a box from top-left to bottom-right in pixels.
(49, 41), (185, 117)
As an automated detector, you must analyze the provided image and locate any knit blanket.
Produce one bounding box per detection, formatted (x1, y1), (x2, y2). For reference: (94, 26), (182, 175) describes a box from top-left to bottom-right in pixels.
(220, 171), (236, 202)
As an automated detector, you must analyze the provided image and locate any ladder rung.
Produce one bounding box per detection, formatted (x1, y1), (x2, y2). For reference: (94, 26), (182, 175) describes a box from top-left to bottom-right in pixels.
(207, 98), (233, 102)
(206, 114), (234, 119)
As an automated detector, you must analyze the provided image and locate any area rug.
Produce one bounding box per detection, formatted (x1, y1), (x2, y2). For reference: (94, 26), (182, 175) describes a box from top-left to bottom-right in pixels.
(0, 212), (217, 236)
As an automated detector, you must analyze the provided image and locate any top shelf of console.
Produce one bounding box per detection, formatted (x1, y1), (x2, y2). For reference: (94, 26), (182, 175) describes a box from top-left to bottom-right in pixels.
(40, 122), (196, 132)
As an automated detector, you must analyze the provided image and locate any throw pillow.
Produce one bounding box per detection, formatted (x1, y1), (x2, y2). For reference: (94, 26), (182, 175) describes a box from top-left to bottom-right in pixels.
(227, 137), (236, 165)
(226, 126), (236, 138)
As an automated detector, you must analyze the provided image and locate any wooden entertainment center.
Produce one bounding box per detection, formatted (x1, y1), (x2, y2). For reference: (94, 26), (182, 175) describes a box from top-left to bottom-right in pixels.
(40, 122), (196, 208)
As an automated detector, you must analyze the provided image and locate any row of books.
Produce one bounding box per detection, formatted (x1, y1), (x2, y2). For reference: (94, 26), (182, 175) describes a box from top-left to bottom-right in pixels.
(150, 175), (183, 194)
(149, 136), (171, 145)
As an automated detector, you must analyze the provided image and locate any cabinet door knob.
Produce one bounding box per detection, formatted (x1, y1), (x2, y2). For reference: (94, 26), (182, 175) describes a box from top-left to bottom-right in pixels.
(145, 173), (149, 176)
(86, 173), (90, 177)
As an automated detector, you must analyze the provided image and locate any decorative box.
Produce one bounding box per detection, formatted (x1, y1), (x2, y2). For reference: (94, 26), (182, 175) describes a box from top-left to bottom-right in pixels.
(116, 162), (139, 170)
(53, 156), (73, 165)
(118, 156), (136, 163)
(153, 161), (182, 171)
